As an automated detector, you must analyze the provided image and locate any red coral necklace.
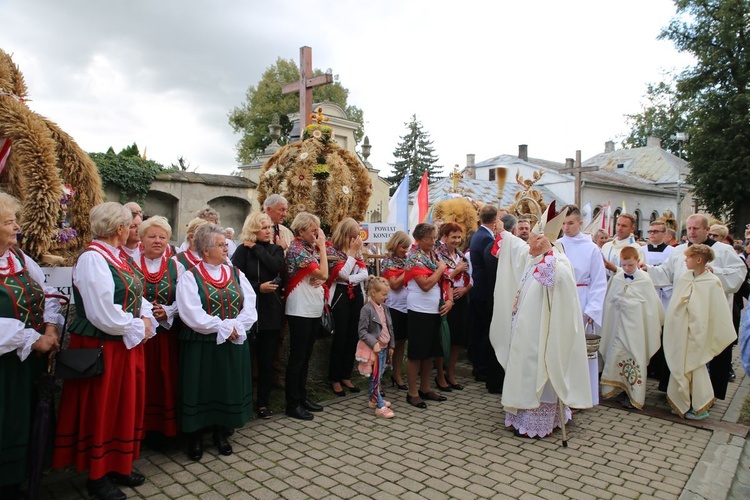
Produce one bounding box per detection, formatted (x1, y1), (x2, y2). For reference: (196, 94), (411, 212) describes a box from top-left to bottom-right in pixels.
(0, 252), (16, 275)
(197, 262), (229, 288)
(141, 254), (168, 284)
(89, 241), (133, 273)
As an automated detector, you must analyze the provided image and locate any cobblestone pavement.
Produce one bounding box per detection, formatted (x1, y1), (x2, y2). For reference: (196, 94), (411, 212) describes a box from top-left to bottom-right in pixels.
(40, 366), (743, 500)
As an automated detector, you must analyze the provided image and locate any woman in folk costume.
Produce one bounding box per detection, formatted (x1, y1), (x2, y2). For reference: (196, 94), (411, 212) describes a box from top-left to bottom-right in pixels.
(326, 217), (369, 397)
(499, 204), (592, 438)
(284, 212), (328, 421)
(53, 202), (156, 500)
(172, 217), (210, 278)
(599, 246), (663, 409)
(404, 223), (453, 409)
(0, 193), (62, 500)
(664, 244), (736, 420)
(381, 231), (411, 390)
(436, 222), (472, 390)
(138, 216), (181, 450)
(176, 224), (257, 461)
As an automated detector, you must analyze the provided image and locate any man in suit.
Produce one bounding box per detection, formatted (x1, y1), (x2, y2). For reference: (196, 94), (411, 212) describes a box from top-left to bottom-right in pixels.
(468, 204), (498, 381)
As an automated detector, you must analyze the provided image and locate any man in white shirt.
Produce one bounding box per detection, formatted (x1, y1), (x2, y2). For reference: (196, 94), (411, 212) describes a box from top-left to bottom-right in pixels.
(602, 213), (645, 277)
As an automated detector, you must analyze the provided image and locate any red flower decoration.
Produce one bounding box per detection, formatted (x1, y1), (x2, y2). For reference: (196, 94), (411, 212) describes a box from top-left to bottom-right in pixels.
(299, 175), (305, 180)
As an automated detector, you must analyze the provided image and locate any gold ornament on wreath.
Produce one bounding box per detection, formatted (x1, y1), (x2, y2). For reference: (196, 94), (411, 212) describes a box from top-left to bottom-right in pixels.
(257, 107), (371, 231)
(508, 169), (548, 227)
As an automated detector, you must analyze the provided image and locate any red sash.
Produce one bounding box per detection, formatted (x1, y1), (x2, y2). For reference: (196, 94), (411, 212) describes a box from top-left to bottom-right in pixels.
(326, 258), (366, 299)
(286, 262), (320, 298)
(382, 268), (404, 280)
(490, 233), (503, 257)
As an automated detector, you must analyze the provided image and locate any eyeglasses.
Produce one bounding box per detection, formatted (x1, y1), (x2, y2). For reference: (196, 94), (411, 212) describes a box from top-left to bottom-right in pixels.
(647, 230), (665, 234)
(708, 233), (719, 238)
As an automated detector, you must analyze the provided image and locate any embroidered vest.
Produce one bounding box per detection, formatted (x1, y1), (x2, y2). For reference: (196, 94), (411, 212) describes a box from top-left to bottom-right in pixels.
(0, 247), (45, 331)
(69, 252), (143, 341)
(174, 251), (199, 271)
(143, 258), (178, 305)
(179, 266), (244, 342)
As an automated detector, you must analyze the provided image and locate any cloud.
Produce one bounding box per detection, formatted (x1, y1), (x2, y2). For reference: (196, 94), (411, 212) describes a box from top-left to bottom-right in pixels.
(0, 0), (693, 176)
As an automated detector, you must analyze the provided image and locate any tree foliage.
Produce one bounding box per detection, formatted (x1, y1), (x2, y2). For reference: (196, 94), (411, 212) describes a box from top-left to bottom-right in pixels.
(622, 79), (691, 159)
(90, 143), (172, 204)
(386, 114), (440, 195)
(228, 58), (364, 165)
(625, 0), (750, 230)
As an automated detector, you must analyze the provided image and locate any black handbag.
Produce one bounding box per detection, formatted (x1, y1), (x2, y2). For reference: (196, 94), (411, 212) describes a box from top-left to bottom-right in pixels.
(49, 292), (105, 379)
(319, 304), (335, 337)
(55, 346), (104, 379)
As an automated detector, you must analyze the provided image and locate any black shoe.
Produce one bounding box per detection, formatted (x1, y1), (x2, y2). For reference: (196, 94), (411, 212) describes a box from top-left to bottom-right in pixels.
(331, 384), (346, 397)
(729, 368), (736, 380)
(86, 476), (126, 500)
(447, 380), (464, 390)
(486, 384), (502, 394)
(302, 400), (324, 412)
(187, 433), (203, 461)
(342, 382), (361, 393)
(419, 390), (447, 402)
(406, 394), (427, 409)
(212, 427), (233, 456)
(286, 406), (314, 421)
(108, 470), (145, 487)
(258, 407), (272, 419)
(435, 377), (453, 392)
(390, 375), (408, 390)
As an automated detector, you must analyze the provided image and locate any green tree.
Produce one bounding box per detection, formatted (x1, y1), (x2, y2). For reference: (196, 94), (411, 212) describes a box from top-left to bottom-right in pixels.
(661, 0), (750, 230)
(622, 79), (691, 159)
(90, 144), (170, 204)
(386, 114), (440, 195)
(228, 58), (364, 165)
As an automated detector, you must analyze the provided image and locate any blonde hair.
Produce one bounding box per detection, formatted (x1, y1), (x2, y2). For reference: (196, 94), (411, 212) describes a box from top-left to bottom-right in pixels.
(290, 212), (320, 236)
(385, 230), (411, 255)
(685, 243), (715, 263)
(138, 215), (172, 240)
(365, 275), (389, 296)
(330, 217), (360, 251)
(240, 212), (271, 243)
(0, 192), (21, 217)
(91, 202), (132, 238)
(710, 224), (728, 240)
(186, 217), (210, 237)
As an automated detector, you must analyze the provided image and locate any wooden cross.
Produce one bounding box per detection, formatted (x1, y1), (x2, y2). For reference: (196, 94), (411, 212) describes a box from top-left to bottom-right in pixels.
(281, 46), (333, 129)
(558, 150), (599, 208)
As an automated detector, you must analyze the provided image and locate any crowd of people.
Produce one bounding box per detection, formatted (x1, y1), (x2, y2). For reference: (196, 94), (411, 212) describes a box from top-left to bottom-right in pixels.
(1, 190), (749, 499)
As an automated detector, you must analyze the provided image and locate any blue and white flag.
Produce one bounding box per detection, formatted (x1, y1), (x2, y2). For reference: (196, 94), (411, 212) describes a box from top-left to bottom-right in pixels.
(387, 174), (409, 231)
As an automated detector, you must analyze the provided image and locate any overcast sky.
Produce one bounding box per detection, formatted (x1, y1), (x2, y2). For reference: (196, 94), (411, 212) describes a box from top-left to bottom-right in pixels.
(0, 0), (693, 178)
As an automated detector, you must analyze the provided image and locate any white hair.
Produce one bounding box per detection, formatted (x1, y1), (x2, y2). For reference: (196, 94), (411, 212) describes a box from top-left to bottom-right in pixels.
(263, 194), (288, 210)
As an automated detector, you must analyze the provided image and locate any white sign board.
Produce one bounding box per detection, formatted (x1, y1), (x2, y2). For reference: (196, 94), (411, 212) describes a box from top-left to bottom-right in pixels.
(359, 223), (404, 243)
(43, 266), (75, 303)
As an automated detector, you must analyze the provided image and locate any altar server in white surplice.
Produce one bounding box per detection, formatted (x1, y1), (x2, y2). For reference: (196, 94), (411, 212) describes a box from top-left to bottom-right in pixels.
(558, 205), (608, 405)
(499, 203), (592, 439)
(601, 213), (645, 278)
(600, 246), (663, 409)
